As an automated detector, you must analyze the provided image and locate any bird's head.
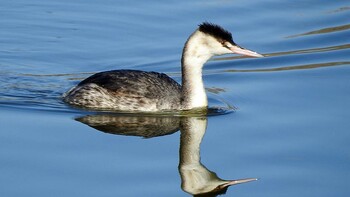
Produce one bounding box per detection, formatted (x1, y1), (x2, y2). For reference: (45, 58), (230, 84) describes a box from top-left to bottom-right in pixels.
(184, 22), (263, 61)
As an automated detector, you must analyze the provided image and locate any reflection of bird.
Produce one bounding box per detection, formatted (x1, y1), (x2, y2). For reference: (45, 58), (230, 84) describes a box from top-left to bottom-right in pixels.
(179, 117), (256, 196)
(76, 114), (180, 138)
(76, 114), (257, 196)
(63, 22), (263, 111)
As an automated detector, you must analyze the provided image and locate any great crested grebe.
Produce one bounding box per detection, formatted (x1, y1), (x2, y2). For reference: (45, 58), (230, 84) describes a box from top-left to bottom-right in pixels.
(63, 22), (263, 111)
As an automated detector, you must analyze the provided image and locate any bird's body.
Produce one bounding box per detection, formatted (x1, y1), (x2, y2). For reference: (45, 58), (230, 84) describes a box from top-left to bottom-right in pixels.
(63, 23), (263, 112)
(64, 70), (181, 111)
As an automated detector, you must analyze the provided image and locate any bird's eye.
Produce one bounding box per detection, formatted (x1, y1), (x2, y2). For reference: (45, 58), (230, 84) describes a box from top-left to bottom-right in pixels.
(222, 41), (231, 49)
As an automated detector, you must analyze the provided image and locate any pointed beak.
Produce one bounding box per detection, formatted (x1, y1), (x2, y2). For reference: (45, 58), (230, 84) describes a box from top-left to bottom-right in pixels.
(220, 178), (258, 188)
(229, 45), (264, 58)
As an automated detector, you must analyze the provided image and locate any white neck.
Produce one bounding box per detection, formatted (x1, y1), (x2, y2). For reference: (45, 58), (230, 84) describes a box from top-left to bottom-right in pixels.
(181, 31), (213, 110)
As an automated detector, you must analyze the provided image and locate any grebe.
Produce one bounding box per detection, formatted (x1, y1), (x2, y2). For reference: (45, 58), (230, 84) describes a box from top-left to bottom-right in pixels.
(63, 22), (263, 111)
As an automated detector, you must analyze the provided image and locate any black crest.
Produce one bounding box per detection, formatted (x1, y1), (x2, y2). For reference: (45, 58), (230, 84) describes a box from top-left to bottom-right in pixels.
(198, 22), (235, 44)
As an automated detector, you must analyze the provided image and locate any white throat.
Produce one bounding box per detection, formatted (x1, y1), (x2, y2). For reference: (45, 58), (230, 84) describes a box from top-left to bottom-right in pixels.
(181, 31), (214, 110)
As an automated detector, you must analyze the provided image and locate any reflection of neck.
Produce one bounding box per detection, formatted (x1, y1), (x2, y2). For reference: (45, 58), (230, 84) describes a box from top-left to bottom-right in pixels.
(179, 117), (207, 166)
(180, 117), (228, 196)
(179, 117), (258, 196)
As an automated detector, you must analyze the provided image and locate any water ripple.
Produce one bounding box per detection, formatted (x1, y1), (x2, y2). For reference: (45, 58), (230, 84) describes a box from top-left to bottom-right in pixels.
(286, 23), (350, 38)
(221, 61), (350, 73)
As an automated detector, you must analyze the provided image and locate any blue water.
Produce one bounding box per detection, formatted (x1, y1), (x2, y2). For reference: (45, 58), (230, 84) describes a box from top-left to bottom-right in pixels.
(1, 0), (350, 196)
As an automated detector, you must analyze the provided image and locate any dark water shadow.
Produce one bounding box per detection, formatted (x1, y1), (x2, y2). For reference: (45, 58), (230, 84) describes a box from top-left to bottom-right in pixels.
(326, 6), (350, 14)
(286, 24), (350, 39)
(76, 114), (256, 196)
(222, 61), (350, 73)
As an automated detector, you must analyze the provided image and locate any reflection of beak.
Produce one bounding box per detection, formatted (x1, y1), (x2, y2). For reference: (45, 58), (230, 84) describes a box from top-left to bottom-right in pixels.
(230, 45), (264, 57)
(219, 178), (258, 189)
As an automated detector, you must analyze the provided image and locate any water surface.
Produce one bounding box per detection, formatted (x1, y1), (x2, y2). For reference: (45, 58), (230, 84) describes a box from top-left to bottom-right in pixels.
(1, 0), (350, 196)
